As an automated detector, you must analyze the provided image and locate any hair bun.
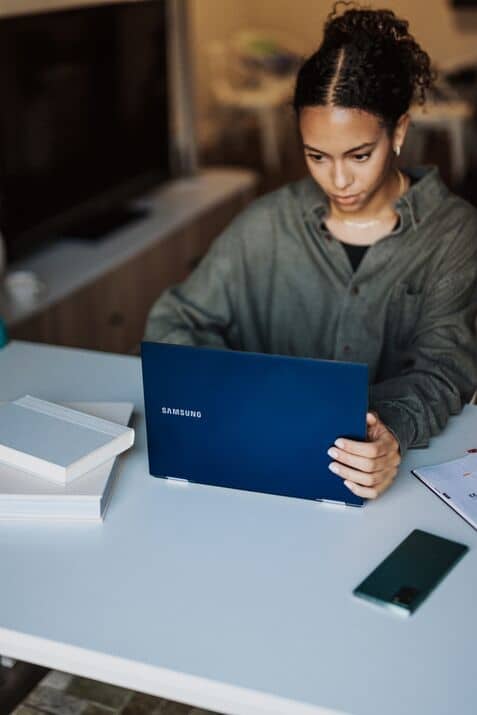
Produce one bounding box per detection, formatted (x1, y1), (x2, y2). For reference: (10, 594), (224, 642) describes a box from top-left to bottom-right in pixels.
(324, 4), (411, 47)
(321, 2), (434, 106)
(293, 2), (434, 127)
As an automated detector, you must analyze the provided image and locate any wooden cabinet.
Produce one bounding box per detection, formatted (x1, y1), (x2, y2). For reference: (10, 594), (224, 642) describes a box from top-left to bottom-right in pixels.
(9, 187), (255, 354)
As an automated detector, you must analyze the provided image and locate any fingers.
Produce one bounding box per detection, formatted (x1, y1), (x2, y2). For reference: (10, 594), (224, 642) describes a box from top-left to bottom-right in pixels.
(334, 436), (389, 459)
(327, 446), (400, 474)
(328, 460), (398, 489)
(329, 437), (400, 500)
(343, 473), (396, 500)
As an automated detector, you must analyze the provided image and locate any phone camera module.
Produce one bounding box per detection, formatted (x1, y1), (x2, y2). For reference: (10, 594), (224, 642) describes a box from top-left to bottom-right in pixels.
(392, 586), (419, 606)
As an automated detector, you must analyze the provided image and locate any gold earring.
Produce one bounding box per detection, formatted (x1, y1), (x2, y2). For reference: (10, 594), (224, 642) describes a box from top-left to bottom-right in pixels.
(394, 145), (401, 157)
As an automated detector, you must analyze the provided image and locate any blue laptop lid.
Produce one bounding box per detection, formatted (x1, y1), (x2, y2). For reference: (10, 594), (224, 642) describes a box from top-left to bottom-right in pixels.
(141, 342), (368, 506)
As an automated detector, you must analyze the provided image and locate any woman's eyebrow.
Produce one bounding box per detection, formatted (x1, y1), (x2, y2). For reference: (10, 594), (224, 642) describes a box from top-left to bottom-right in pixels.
(303, 141), (376, 155)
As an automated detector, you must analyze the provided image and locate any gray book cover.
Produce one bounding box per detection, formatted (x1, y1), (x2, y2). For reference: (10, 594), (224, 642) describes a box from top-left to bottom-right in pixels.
(0, 396), (134, 483)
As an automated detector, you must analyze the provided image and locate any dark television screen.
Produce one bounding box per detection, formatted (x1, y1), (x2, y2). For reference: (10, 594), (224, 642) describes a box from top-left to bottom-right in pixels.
(0, 1), (170, 260)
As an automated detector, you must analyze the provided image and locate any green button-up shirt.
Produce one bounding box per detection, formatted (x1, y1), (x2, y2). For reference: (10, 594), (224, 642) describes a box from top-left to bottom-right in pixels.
(145, 166), (477, 453)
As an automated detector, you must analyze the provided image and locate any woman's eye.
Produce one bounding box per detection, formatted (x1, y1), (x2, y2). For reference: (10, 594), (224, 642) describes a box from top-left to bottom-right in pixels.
(353, 153), (371, 162)
(306, 154), (324, 163)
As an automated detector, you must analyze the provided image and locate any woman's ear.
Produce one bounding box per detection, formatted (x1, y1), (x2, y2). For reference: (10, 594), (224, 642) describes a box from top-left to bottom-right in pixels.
(392, 113), (410, 155)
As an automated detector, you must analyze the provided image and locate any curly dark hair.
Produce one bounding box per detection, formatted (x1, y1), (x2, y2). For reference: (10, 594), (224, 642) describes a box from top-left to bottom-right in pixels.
(293, 1), (435, 132)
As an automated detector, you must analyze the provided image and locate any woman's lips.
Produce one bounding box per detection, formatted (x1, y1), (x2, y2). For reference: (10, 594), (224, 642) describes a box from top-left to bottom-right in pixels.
(332, 193), (360, 205)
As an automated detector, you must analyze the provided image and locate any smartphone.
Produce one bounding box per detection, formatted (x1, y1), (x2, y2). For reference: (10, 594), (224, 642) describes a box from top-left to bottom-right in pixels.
(353, 529), (468, 616)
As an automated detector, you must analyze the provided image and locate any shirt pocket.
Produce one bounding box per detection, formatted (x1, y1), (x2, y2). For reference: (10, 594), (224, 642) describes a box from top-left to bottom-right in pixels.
(386, 282), (423, 349)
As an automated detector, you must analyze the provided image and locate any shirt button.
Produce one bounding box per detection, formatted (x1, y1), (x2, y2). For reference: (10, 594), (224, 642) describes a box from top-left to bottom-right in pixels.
(351, 286), (359, 295)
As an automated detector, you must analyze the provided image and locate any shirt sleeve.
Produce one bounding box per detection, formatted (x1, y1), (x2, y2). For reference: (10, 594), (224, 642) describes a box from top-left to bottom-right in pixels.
(144, 214), (244, 349)
(370, 215), (477, 454)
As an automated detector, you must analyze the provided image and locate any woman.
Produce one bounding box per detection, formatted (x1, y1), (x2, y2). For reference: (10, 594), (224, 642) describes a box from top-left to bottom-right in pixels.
(145, 3), (477, 499)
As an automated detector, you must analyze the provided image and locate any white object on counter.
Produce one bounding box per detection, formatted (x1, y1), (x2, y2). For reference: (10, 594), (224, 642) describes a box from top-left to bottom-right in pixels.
(3, 269), (46, 305)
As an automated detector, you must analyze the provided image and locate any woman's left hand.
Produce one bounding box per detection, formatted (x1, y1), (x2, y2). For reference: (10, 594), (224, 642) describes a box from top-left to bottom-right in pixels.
(327, 412), (401, 499)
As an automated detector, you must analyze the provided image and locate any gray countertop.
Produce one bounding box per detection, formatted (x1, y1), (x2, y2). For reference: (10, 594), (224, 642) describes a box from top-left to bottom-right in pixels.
(0, 168), (258, 327)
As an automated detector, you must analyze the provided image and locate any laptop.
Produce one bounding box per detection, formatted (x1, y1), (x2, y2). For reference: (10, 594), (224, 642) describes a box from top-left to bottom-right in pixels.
(141, 341), (368, 506)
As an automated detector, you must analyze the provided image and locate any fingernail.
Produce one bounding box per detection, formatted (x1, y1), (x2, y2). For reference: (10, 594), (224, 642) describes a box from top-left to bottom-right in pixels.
(328, 462), (339, 474)
(344, 480), (354, 490)
(327, 447), (338, 459)
(335, 439), (344, 449)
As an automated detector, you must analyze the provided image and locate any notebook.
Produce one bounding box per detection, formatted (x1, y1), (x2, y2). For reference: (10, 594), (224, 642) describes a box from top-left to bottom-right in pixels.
(141, 342), (369, 506)
(412, 451), (477, 531)
(0, 402), (134, 521)
(0, 395), (135, 484)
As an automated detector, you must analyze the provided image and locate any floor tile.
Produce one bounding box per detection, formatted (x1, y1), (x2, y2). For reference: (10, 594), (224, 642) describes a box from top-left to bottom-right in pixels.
(66, 676), (132, 710)
(155, 699), (217, 714)
(121, 691), (164, 714)
(40, 670), (73, 691)
(17, 671), (219, 715)
(25, 684), (86, 715)
(81, 704), (117, 715)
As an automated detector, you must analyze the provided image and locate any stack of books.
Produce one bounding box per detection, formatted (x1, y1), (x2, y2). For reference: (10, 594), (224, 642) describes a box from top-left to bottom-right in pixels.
(0, 397), (135, 521)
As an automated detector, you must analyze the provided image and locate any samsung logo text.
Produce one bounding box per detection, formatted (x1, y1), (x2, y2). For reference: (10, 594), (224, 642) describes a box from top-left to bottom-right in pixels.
(162, 407), (202, 419)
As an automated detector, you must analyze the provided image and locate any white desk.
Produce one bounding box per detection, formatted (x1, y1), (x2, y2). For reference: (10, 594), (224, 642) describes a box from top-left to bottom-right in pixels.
(1, 341), (476, 715)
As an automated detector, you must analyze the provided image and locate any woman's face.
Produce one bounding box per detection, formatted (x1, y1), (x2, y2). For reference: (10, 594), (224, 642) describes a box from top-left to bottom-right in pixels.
(299, 105), (396, 213)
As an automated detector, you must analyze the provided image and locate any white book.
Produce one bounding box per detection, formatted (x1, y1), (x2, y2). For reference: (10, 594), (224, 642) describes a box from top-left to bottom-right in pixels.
(412, 451), (477, 531)
(0, 395), (135, 484)
(0, 402), (134, 521)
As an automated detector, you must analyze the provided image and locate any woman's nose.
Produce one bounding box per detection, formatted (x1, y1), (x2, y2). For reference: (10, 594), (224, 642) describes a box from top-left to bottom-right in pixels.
(331, 163), (352, 191)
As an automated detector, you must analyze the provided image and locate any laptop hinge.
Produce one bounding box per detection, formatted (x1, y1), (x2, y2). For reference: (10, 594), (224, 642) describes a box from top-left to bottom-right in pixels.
(316, 498), (348, 507)
(165, 476), (189, 483)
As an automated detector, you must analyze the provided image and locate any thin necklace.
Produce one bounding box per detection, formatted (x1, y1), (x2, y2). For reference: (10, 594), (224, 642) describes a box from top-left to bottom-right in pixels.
(341, 169), (406, 229)
(343, 217), (380, 229)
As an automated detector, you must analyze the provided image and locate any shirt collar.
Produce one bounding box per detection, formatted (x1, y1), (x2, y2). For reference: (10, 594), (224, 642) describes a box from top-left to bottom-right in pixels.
(395, 165), (448, 229)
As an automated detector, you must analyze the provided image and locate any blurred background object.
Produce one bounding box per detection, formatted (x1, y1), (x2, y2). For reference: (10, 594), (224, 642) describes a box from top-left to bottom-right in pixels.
(0, 1), (172, 262)
(407, 99), (475, 185)
(206, 29), (301, 174)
